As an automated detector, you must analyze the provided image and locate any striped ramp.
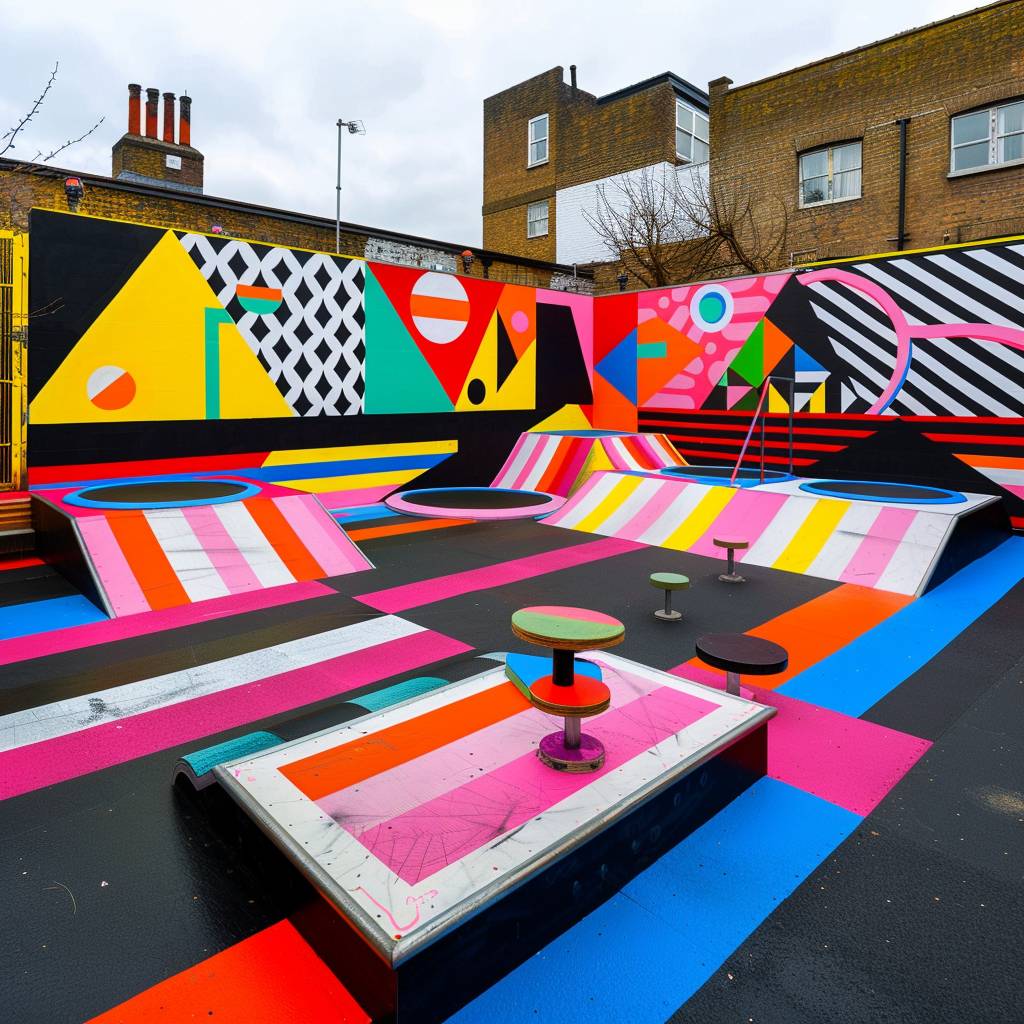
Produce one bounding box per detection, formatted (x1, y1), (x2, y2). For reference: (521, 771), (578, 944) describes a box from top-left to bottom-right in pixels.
(76, 493), (372, 617)
(492, 432), (683, 497)
(544, 471), (956, 595)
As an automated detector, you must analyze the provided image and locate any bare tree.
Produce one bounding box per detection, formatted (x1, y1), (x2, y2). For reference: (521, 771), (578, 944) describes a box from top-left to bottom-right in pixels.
(584, 165), (789, 288)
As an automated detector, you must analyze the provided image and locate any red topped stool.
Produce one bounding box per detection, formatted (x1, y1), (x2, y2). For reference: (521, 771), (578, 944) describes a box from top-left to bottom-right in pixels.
(509, 605), (625, 772)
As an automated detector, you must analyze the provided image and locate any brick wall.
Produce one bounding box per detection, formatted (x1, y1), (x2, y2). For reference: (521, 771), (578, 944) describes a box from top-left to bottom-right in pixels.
(710, 0), (1024, 263)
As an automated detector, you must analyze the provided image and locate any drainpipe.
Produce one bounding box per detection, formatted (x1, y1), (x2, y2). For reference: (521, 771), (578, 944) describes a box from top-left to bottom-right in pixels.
(896, 117), (910, 251)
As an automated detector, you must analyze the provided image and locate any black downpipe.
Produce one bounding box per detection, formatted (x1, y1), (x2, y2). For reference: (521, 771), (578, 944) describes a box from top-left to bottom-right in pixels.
(896, 117), (910, 250)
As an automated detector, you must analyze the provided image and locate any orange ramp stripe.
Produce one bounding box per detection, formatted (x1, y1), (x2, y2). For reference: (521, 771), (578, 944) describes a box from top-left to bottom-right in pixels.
(687, 584), (912, 690)
(243, 498), (325, 579)
(86, 920), (369, 1023)
(282, 682), (529, 800)
(105, 510), (190, 611)
(537, 437), (574, 493)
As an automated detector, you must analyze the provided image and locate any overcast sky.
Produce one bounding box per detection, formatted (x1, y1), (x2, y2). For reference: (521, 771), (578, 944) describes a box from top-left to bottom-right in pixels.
(3, 0), (981, 246)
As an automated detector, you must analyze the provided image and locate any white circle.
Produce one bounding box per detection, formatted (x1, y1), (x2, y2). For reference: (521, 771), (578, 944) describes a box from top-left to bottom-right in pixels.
(690, 285), (734, 333)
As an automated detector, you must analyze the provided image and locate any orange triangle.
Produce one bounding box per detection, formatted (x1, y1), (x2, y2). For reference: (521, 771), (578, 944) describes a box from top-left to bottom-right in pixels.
(636, 316), (702, 407)
(497, 285), (536, 360)
(762, 319), (794, 376)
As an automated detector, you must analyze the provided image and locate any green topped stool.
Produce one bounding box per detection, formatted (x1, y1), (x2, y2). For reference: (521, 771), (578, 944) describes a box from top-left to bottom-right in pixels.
(509, 605), (625, 772)
(650, 572), (690, 621)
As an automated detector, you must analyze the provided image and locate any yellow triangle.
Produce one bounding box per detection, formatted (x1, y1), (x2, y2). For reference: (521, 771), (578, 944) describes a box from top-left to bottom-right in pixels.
(30, 231), (293, 424)
(768, 384), (789, 413)
(455, 314), (536, 411)
(530, 404), (592, 432)
(809, 381), (826, 413)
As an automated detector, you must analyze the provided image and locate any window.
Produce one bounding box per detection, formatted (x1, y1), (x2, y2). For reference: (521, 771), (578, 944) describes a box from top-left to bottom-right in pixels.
(528, 114), (549, 167)
(527, 200), (548, 238)
(675, 101), (709, 164)
(799, 141), (862, 207)
(951, 100), (1024, 172)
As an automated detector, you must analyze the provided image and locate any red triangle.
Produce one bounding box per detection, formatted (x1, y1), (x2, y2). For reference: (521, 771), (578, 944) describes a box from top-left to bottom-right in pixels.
(368, 262), (504, 403)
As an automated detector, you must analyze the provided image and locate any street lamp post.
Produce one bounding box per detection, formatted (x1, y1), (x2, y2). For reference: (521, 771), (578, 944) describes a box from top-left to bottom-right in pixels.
(335, 118), (365, 254)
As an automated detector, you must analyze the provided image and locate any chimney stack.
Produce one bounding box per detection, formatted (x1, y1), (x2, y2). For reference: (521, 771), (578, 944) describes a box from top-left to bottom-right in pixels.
(570, 64), (577, 89)
(179, 93), (191, 147)
(162, 92), (176, 143)
(145, 88), (159, 137)
(128, 84), (141, 135)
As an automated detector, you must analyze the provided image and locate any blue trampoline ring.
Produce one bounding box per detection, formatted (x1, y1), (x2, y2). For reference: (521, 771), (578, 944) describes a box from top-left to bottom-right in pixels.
(63, 477), (261, 510)
(798, 479), (966, 505)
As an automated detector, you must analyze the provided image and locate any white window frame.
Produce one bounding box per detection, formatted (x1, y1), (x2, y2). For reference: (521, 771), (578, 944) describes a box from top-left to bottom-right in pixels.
(526, 200), (549, 238)
(950, 99), (1024, 173)
(528, 114), (549, 168)
(798, 141), (863, 208)
(675, 101), (709, 165)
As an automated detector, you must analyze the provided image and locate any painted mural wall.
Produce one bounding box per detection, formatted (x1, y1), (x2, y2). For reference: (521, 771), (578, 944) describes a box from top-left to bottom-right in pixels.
(26, 209), (597, 498)
(26, 209), (1024, 523)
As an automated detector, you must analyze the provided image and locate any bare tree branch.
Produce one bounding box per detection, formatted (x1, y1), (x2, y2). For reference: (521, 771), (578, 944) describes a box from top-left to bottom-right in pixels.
(1, 62), (59, 156)
(34, 114), (106, 163)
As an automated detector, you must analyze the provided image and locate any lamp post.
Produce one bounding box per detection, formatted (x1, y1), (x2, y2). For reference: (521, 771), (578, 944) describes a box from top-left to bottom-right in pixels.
(335, 118), (366, 253)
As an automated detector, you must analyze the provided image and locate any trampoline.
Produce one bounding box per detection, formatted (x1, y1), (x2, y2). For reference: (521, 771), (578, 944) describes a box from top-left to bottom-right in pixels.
(661, 465), (794, 487)
(385, 486), (566, 520)
(63, 478), (261, 510)
(798, 479), (966, 505)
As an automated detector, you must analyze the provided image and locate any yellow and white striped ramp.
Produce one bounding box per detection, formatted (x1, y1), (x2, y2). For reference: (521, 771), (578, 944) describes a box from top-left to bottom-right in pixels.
(543, 471), (962, 595)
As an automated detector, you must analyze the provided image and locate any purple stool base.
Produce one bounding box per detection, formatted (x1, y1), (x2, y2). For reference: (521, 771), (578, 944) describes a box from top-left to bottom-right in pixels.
(538, 731), (605, 773)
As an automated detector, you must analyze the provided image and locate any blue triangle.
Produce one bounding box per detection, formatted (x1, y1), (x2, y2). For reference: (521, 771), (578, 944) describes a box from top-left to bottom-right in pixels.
(794, 345), (827, 374)
(596, 329), (638, 404)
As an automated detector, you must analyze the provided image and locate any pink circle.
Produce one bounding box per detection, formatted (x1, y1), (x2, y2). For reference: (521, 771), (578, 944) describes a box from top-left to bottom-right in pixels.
(511, 311), (529, 332)
(658, 296), (670, 309)
(705, 342), (717, 354)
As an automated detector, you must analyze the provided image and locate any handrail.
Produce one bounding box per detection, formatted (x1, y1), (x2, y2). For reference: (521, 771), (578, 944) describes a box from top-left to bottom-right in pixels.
(729, 375), (795, 486)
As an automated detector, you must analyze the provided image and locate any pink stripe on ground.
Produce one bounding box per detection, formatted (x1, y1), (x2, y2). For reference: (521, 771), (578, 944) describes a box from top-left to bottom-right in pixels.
(321, 664), (663, 834)
(76, 515), (150, 616)
(358, 685), (718, 884)
(0, 629), (471, 800)
(319, 486), (396, 510)
(355, 536), (643, 614)
(510, 434), (554, 490)
(279, 495), (370, 576)
(689, 488), (790, 558)
(181, 504), (262, 594)
(668, 662), (756, 700)
(0, 580), (334, 668)
(616, 480), (684, 541)
(840, 507), (918, 587)
(755, 687), (930, 816)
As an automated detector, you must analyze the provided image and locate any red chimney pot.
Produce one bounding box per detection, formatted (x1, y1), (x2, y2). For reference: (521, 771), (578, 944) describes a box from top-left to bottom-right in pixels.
(162, 92), (176, 144)
(144, 88), (159, 137)
(179, 93), (192, 147)
(128, 84), (141, 135)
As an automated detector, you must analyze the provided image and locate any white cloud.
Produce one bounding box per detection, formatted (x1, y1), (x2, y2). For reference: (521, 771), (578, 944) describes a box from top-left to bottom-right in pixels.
(3, 0), (978, 246)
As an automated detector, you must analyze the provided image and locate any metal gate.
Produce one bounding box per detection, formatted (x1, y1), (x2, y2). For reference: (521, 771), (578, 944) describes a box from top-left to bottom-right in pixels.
(0, 231), (27, 491)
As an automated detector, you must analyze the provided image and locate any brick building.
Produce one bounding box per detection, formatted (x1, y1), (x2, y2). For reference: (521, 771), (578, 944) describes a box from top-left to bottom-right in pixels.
(711, 0), (1024, 263)
(485, 0), (1024, 284)
(482, 67), (709, 266)
(1, 85), (589, 291)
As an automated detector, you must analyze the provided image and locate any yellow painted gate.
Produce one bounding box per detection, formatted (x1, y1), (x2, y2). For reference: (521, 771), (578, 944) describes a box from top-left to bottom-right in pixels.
(0, 231), (27, 491)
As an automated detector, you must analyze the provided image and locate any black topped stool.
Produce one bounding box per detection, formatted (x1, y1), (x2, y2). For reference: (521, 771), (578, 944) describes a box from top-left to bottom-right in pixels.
(649, 572), (690, 621)
(694, 632), (788, 697)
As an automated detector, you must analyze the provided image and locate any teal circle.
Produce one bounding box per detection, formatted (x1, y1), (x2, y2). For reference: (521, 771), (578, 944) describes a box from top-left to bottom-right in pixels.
(698, 293), (727, 322)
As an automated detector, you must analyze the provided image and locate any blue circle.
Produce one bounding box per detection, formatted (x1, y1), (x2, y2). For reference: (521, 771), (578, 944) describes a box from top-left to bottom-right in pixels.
(797, 480), (965, 505)
(63, 477), (261, 509)
(661, 465), (794, 487)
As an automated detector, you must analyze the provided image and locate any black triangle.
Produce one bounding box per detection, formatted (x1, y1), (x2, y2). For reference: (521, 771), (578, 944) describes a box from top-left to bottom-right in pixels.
(496, 316), (518, 390)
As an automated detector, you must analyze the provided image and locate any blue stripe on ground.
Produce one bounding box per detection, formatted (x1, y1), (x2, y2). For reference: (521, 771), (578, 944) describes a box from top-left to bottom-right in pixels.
(779, 536), (1024, 716)
(333, 505), (402, 523)
(450, 779), (859, 1024)
(0, 594), (107, 639)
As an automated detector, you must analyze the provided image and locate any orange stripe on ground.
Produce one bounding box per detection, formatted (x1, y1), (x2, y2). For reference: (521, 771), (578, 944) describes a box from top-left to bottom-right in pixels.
(687, 584), (912, 690)
(282, 682), (529, 800)
(954, 452), (1024, 470)
(408, 294), (471, 321)
(243, 498), (325, 580)
(346, 517), (473, 541)
(85, 920), (368, 1024)
(537, 437), (574, 493)
(105, 510), (189, 611)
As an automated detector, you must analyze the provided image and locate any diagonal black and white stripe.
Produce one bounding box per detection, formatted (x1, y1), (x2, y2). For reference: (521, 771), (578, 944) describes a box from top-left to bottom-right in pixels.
(803, 242), (1024, 417)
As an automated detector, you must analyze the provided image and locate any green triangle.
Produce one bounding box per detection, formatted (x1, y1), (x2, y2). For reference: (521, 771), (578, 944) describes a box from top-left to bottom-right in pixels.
(732, 388), (760, 411)
(364, 267), (454, 413)
(729, 320), (765, 388)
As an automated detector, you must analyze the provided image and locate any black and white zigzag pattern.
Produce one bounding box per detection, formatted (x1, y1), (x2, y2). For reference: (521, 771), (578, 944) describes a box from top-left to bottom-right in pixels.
(180, 233), (366, 417)
(803, 242), (1024, 417)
